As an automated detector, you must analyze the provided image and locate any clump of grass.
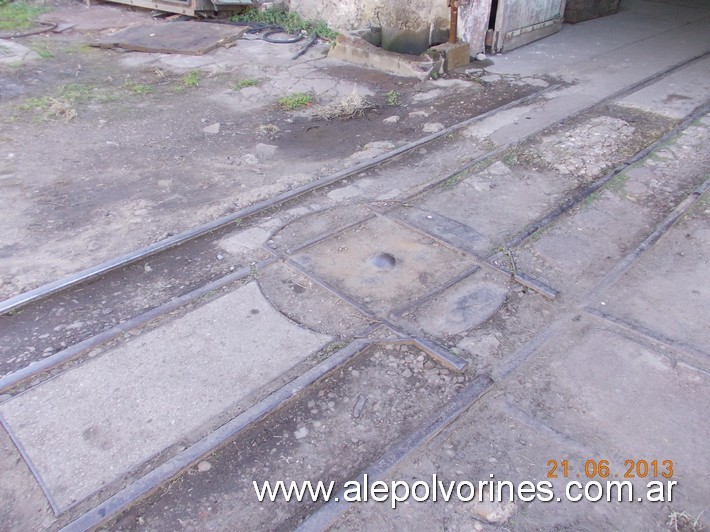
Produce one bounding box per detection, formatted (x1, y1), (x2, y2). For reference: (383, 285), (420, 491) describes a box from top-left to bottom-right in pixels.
(17, 95), (50, 112)
(32, 45), (54, 58)
(232, 7), (337, 39)
(60, 83), (94, 102)
(233, 78), (260, 90)
(122, 80), (154, 95)
(385, 90), (400, 106)
(19, 96), (76, 121)
(181, 71), (200, 88)
(16, 82), (102, 121)
(0, 0), (46, 31)
(278, 92), (313, 110)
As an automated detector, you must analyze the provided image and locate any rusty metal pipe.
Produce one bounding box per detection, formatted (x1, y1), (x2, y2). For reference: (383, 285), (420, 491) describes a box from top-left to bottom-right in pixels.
(449, 0), (458, 43)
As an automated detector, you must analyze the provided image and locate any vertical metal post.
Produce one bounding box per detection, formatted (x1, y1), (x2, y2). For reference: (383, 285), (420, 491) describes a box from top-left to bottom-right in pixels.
(449, 0), (458, 43)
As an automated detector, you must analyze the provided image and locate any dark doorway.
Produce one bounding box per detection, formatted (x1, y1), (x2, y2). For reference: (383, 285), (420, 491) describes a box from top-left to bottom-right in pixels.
(488, 0), (499, 29)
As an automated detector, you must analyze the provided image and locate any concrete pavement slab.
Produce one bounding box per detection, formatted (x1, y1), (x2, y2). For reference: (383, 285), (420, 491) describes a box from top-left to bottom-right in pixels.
(504, 325), (710, 517)
(106, 343), (472, 531)
(486, 0), (710, 79)
(333, 390), (678, 530)
(258, 260), (373, 337)
(616, 55), (710, 119)
(0, 40), (39, 65)
(291, 216), (478, 317)
(468, 0), (710, 148)
(339, 322), (707, 528)
(515, 111), (709, 297)
(420, 167), (571, 247)
(402, 271), (509, 337)
(0, 282), (330, 510)
(0, 426), (54, 530)
(592, 197), (710, 356)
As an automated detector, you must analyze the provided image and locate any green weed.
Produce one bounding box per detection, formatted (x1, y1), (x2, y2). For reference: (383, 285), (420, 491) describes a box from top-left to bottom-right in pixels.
(278, 92), (313, 110)
(441, 170), (468, 189)
(32, 45), (54, 58)
(232, 7), (337, 39)
(122, 81), (154, 95)
(0, 1), (46, 31)
(385, 90), (400, 106)
(16, 83), (106, 121)
(181, 71), (200, 88)
(233, 78), (260, 90)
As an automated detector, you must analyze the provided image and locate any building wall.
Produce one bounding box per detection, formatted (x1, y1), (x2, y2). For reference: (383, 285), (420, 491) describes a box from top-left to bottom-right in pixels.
(289, 0), (451, 33)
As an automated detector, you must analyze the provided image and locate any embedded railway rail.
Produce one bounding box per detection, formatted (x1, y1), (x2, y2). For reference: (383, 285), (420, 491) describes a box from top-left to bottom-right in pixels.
(2, 51), (708, 391)
(1, 49), (709, 531)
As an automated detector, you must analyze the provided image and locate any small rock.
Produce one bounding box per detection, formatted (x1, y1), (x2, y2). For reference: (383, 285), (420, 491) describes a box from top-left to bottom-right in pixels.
(402, 368), (412, 378)
(202, 123), (221, 134)
(423, 123), (445, 134)
(294, 426), (309, 440)
(458, 334), (501, 358)
(197, 460), (212, 472)
(241, 153), (259, 165)
(254, 143), (278, 160)
(216, 254), (224, 260)
(383, 115), (401, 124)
(352, 394), (368, 418)
(473, 499), (517, 523)
(487, 161), (512, 176)
(475, 52), (487, 61)
(409, 111), (430, 118)
(479, 74), (501, 83)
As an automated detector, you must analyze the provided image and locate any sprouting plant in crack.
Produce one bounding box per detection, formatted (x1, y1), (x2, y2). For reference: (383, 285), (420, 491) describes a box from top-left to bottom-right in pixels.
(278, 92), (314, 110)
(323, 341), (348, 355)
(233, 78), (260, 90)
(497, 245), (517, 278)
(385, 90), (400, 106)
(182, 71), (201, 88)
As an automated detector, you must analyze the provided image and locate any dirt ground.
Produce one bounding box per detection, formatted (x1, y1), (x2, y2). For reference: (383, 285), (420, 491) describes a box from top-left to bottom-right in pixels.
(0, 0), (540, 300)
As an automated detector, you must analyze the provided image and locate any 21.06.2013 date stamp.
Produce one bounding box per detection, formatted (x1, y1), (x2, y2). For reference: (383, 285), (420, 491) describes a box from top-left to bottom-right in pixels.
(547, 459), (673, 479)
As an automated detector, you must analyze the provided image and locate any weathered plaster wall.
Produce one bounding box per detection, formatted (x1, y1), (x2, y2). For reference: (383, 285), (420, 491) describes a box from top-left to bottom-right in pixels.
(458, 0), (493, 53)
(289, 0), (451, 33)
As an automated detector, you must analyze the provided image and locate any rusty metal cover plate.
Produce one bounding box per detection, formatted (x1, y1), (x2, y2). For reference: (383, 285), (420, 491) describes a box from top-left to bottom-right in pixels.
(93, 21), (247, 55)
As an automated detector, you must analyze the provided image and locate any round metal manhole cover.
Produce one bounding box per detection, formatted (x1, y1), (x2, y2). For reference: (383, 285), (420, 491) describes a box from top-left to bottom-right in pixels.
(370, 252), (397, 270)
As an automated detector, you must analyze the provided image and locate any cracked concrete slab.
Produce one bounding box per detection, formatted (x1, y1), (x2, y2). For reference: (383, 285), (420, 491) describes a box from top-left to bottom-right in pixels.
(292, 216), (478, 316)
(403, 272), (509, 336)
(0, 282), (330, 510)
(420, 168), (571, 247)
(0, 40), (39, 65)
(616, 55), (710, 119)
(593, 203), (710, 355)
(505, 326), (710, 517)
(0, 426), (54, 531)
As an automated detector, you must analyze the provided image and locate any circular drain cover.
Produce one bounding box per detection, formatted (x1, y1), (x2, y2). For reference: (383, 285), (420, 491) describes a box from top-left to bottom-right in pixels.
(370, 252), (397, 270)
